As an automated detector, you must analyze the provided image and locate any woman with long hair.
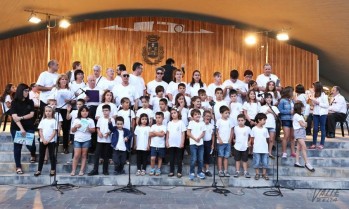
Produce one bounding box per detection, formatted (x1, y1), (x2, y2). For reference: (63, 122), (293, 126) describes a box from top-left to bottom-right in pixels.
(187, 70), (207, 97)
(0, 83), (16, 113)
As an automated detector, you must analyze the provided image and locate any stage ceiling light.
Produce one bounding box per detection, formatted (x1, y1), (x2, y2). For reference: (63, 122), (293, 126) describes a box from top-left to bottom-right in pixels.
(59, 18), (71, 28)
(28, 13), (41, 24)
(245, 34), (257, 45)
(276, 32), (289, 41)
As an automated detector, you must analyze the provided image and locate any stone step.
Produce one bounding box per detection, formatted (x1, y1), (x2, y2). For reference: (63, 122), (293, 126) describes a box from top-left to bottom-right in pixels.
(0, 162), (345, 178)
(278, 176), (349, 189)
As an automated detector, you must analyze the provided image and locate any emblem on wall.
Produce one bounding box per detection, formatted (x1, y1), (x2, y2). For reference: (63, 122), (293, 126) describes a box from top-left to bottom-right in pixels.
(142, 35), (164, 65)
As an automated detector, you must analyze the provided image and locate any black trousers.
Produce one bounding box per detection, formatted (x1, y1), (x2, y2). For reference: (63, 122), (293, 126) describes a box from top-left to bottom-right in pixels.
(168, 147), (183, 173)
(88, 105), (98, 153)
(93, 142), (111, 172)
(136, 150), (149, 170)
(327, 112), (346, 134)
(60, 109), (71, 149)
(37, 142), (56, 172)
(112, 150), (127, 172)
(306, 113), (313, 134)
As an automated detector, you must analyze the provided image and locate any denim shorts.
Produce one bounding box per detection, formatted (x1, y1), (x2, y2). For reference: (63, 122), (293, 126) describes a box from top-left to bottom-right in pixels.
(150, 147), (166, 158)
(253, 153), (269, 169)
(267, 128), (276, 133)
(217, 143), (231, 158)
(281, 120), (293, 128)
(74, 141), (91, 148)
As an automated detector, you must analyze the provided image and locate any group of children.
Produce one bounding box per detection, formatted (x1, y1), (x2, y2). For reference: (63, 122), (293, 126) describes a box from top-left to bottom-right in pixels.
(32, 74), (315, 180)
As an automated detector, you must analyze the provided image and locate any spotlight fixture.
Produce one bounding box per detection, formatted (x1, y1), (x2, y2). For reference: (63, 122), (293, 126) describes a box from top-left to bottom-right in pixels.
(59, 18), (71, 28)
(28, 13), (41, 24)
(276, 32), (289, 41)
(245, 34), (257, 45)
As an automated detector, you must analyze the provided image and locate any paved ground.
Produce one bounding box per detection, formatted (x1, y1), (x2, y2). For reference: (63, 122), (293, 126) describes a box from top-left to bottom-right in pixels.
(0, 184), (348, 209)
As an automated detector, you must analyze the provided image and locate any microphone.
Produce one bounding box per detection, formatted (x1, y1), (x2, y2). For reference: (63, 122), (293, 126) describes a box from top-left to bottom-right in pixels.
(209, 100), (216, 107)
(79, 88), (86, 93)
(257, 93), (264, 97)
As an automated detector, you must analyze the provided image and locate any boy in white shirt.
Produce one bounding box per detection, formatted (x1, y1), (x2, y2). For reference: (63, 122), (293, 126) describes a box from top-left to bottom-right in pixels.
(88, 104), (114, 176)
(202, 110), (214, 177)
(198, 89), (211, 111)
(150, 85), (168, 113)
(216, 106), (234, 177)
(172, 83), (191, 105)
(233, 114), (251, 178)
(213, 88), (228, 121)
(136, 96), (154, 126)
(229, 90), (243, 127)
(149, 112), (167, 176)
(250, 113), (270, 180)
(159, 99), (170, 125)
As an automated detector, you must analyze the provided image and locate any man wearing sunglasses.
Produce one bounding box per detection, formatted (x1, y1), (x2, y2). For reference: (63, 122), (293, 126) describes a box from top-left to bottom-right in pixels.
(112, 71), (139, 110)
(147, 67), (168, 98)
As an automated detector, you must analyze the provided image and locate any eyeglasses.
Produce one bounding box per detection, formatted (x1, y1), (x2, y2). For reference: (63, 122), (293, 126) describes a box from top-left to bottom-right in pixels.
(156, 72), (164, 75)
(122, 74), (130, 78)
(23, 89), (30, 92)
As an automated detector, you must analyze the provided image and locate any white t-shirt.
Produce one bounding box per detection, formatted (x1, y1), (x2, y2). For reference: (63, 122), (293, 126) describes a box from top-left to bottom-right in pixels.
(150, 96), (167, 113)
(38, 118), (58, 143)
(95, 76), (107, 90)
(203, 122), (214, 141)
(136, 108), (154, 120)
(3, 95), (11, 112)
(150, 124), (167, 148)
(95, 103), (118, 119)
(251, 126), (269, 154)
(69, 81), (86, 96)
(69, 110), (78, 134)
(256, 74), (280, 89)
(167, 120), (186, 148)
(102, 79), (117, 91)
(242, 102), (261, 120)
(187, 83), (207, 97)
(234, 126), (251, 151)
(115, 130), (127, 151)
(112, 83), (139, 106)
(48, 88), (75, 109)
(207, 83), (225, 100)
(229, 102), (243, 127)
(187, 120), (205, 146)
(268, 91), (281, 105)
(97, 117), (114, 143)
(72, 118), (95, 142)
(117, 109), (135, 130)
(134, 126), (150, 151)
(259, 105), (280, 129)
(222, 79), (245, 104)
(293, 113), (305, 130)
(179, 107), (189, 126)
(162, 111), (170, 125)
(129, 74), (145, 107)
(167, 81), (187, 99)
(29, 91), (40, 107)
(213, 100), (228, 121)
(36, 71), (59, 103)
(147, 80), (168, 97)
(216, 118), (233, 143)
(114, 76), (122, 84)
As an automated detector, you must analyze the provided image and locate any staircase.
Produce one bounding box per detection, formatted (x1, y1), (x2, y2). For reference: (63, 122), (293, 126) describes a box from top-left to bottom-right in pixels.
(0, 130), (348, 189)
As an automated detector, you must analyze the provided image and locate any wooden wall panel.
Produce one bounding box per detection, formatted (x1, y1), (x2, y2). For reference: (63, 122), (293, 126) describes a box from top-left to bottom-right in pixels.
(0, 17), (318, 91)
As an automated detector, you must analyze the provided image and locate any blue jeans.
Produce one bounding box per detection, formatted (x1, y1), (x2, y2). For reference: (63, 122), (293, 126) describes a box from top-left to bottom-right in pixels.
(190, 145), (204, 174)
(10, 128), (36, 168)
(313, 114), (327, 146)
(253, 153), (268, 169)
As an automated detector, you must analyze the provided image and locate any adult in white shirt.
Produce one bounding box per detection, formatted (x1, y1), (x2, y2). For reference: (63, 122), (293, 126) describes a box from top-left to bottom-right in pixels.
(66, 61), (82, 82)
(29, 83), (40, 108)
(112, 71), (139, 109)
(187, 70), (207, 97)
(167, 68), (187, 102)
(114, 64), (126, 84)
(92, 64), (107, 90)
(207, 72), (225, 101)
(36, 59), (59, 110)
(102, 67), (117, 91)
(256, 63), (281, 91)
(327, 86), (347, 138)
(147, 67), (168, 98)
(242, 70), (253, 102)
(222, 70), (245, 104)
(129, 62), (146, 108)
(69, 69), (86, 97)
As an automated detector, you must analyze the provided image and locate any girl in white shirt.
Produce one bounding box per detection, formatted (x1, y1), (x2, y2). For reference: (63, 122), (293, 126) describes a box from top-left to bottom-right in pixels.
(0, 83), (16, 113)
(174, 93), (189, 126)
(95, 90), (118, 120)
(166, 108), (186, 177)
(265, 81), (281, 106)
(243, 90), (261, 128)
(34, 106), (57, 177)
(134, 113), (151, 176)
(187, 70), (207, 97)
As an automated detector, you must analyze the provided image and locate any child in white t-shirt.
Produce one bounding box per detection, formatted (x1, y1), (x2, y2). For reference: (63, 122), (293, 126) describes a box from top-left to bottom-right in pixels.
(150, 85), (168, 113)
(250, 113), (269, 181)
(166, 108), (186, 177)
(134, 113), (151, 176)
(117, 97), (136, 130)
(159, 98), (170, 125)
(213, 88), (228, 121)
(188, 96), (204, 121)
(202, 110), (214, 177)
(229, 90), (243, 127)
(293, 102), (315, 172)
(136, 96), (154, 126)
(198, 89), (212, 111)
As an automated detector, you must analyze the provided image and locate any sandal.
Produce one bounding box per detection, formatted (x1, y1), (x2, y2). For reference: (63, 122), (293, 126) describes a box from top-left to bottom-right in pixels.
(309, 144), (317, 149)
(177, 173), (182, 178)
(317, 145), (324, 150)
(70, 171), (76, 176)
(16, 168), (24, 175)
(254, 174), (260, 180)
(30, 157), (36, 163)
(50, 170), (56, 176)
(168, 173), (174, 177)
(78, 171), (84, 176)
(262, 174), (269, 180)
(269, 155), (275, 159)
(140, 170), (146, 176)
(34, 171), (41, 177)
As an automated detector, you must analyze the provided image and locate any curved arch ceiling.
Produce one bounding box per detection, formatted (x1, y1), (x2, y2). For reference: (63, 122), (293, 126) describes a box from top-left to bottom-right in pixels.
(0, 0), (348, 97)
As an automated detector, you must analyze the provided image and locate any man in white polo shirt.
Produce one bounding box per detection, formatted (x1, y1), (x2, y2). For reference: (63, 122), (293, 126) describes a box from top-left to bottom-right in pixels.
(222, 70), (245, 104)
(256, 63), (281, 91)
(112, 70), (139, 110)
(327, 86), (347, 138)
(129, 62), (146, 108)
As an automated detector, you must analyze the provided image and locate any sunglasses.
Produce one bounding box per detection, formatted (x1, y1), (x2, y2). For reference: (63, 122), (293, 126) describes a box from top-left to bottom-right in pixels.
(122, 74), (130, 78)
(157, 72), (164, 75)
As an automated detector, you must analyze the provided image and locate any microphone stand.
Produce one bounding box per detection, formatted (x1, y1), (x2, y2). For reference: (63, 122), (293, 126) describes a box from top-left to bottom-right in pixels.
(31, 89), (84, 194)
(192, 101), (231, 196)
(107, 106), (145, 195)
(262, 96), (294, 197)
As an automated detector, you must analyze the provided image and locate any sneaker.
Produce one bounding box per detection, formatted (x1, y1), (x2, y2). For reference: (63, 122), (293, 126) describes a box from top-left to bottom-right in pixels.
(218, 170), (225, 177)
(197, 172), (206, 179)
(126, 160), (130, 165)
(155, 168), (161, 176)
(305, 163), (315, 172)
(234, 171), (240, 178)
(149, 168), (155, 176)
(189, 173), (195, 180)
(282, 153), (287, 158)
(244, 171), (251, 178)
(290, 153), (296, 158)
(204, 170), (212, 177)
(141, 170), (146, 176)
(66, 160), (73, 164)
(294, 162), (305, 168)
(136, 170), (141, 176)
(224, 171), (230, 177)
